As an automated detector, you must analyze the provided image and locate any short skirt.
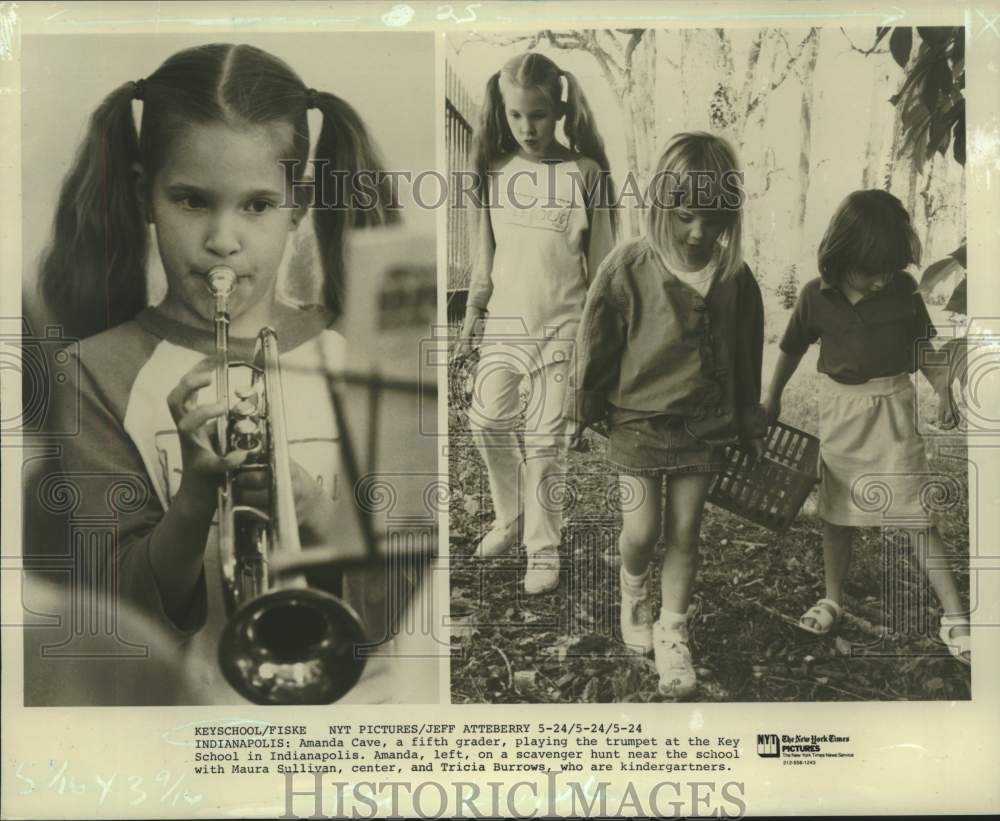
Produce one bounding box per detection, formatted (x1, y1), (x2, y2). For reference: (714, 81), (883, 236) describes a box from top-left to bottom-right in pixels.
(606, 415), (726, 476)
(818, 373), (934, 526)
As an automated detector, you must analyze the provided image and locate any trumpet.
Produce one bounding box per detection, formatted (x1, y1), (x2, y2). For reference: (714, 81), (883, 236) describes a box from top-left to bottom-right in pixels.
(207, 265), (368, 705)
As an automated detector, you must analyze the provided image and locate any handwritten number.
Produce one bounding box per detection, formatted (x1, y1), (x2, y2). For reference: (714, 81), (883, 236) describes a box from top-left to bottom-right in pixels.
(128, 776), (147, 806)
(15, 763), (36, 795)
(436, 4), (480, 23)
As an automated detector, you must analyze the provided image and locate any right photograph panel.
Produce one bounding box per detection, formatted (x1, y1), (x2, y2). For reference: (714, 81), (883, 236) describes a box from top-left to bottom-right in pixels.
(446, 27), (970, 704)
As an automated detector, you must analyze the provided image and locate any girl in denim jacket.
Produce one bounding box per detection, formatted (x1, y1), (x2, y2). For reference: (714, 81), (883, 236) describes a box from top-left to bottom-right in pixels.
(566, 132), (766, 697)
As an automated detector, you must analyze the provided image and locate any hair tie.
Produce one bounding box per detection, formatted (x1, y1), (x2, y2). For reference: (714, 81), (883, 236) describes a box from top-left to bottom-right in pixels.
(133, 78), (146, 101)
(306, 87), (319, 109)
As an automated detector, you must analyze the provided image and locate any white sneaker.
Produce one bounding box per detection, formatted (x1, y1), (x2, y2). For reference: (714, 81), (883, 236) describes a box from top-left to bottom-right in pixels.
(619, 568), (655, 655)
(653, 619), (696, 698)
(473, 517), (521, 559)
(523, 545), (560, 595)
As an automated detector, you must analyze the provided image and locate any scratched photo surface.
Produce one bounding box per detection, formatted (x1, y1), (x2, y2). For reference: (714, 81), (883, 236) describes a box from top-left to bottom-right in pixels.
(446, 27), (973, 704)
(17, 30), (443, 707)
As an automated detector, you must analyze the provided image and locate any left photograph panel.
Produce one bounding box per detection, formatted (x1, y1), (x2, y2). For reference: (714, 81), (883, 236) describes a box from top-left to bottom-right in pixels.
(19, 31), (443, 706)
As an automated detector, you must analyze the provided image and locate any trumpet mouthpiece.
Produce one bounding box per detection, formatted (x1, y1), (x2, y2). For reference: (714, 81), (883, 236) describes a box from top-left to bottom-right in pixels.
(208, 266), (237, 297)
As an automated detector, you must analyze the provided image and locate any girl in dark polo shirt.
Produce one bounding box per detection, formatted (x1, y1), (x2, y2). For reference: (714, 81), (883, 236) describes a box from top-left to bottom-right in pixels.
(765, 189), (970, 666)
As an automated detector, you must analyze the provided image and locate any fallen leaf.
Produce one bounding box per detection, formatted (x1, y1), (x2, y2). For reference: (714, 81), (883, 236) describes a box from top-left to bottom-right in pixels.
(513, 671), (537, 692)
(450, 615), (479, 641)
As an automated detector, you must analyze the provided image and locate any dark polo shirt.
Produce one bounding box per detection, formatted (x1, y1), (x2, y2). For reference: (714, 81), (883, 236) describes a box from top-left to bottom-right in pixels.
(779, 272), (936, 385)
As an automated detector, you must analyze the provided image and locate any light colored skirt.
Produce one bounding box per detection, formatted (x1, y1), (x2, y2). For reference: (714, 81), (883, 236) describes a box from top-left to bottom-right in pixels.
(818, 373), (933, 527)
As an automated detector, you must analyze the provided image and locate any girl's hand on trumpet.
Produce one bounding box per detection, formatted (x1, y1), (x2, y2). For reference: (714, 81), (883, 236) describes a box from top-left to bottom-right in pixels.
(166, 357), (336, 548)
(149, 355), (254, 625)
(233, 461), (337, 546)
(166, 356), (249, 499)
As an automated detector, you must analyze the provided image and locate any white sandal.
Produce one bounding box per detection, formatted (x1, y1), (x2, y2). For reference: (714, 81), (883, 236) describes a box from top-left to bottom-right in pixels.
(798, 598), (843, 636)
(939, 615), (971, 666)
(653, 619), (696, 698)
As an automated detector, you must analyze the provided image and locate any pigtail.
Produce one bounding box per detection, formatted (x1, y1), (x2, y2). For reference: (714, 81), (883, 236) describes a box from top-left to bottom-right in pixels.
(309, 89), (399, 320)
(561, 70), (618, 237)
(471, 72), (514, 208)
(39, 81), (147, 339)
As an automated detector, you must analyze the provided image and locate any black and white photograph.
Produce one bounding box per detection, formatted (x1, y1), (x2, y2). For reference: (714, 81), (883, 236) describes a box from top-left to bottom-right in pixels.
(17, 29), (441, 707)
(2, 2), (999, 819)
(447, 26), (973, 704)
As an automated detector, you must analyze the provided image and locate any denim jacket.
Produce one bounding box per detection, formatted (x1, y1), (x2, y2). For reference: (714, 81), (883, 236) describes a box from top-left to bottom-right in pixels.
(564, 237), (766, 445)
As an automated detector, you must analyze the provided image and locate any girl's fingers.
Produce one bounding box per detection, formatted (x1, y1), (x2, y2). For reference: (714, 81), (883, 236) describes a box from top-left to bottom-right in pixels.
(200, 448), (248, 475)
(176, 401), (229, 436)
(222, 449), (249, 469)
(167, 356), (221, 422)
(233, 467), (268, 491)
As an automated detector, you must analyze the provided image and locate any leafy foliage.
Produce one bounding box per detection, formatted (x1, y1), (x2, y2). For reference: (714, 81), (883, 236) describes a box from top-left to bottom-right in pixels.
(776, 265), (800, 309)
(919, 242), (966, 315)
(876, 26), (965, 166)
(875, 27), (967, 314)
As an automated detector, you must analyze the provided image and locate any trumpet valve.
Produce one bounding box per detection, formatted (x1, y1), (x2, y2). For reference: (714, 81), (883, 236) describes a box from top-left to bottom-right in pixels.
(232, 398), (258, 419)
(232, 417), (263, 452)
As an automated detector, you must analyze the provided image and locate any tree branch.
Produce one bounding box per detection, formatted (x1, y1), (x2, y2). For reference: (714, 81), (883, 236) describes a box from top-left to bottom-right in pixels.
(458, 31), (543, 51)
(543, 29), (625, 90)
(839, 27), (889, 55)
(744, 29), (816, 122)
(623, 29), (644, 72)
(596, 27), (626, 65)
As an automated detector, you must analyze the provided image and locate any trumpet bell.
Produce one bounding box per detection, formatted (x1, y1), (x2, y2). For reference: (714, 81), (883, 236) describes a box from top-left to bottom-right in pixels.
(218, 588), (368, 705)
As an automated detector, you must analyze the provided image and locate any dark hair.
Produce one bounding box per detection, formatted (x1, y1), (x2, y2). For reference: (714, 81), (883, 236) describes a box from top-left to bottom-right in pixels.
(817, 189), (922, 286)
(39, 43), (395, 338)
(471, 51), (617, 235)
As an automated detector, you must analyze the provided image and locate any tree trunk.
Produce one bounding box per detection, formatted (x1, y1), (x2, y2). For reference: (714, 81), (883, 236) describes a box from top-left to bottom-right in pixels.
(862, 65), (891, 189)
(709, 29), (738, 138)
(918, 153), (938, 257)
(790, 30), (822, 279)
(678, 30), (694, 124)
(619, 30), (658, 237)
(885, 41), (920, 192)
(736, 30), (770, 273)
(737, 29), (766, 140)
(620, 100), (642, 238)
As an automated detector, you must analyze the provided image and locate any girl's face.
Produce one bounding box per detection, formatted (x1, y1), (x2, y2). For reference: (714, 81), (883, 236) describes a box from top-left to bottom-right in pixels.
(845, 269), (892, 296)
(146, 121), (301, 334)
(502, 84), (560, 159)
(666, 207), (727, 269)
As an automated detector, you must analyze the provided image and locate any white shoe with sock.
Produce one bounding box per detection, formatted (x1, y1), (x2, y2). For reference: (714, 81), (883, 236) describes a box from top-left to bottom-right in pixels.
(523, 545), (560, 594)
(619, 566), (655, 655)
(473, 516), (522, 559)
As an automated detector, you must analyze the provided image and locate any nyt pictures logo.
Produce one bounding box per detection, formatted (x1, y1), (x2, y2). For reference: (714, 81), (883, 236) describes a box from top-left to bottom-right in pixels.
(756, 734), (781, 758)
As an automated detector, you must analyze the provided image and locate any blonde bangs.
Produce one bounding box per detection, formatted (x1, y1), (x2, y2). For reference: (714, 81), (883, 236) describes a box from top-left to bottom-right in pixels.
(645, 132), (745, 280)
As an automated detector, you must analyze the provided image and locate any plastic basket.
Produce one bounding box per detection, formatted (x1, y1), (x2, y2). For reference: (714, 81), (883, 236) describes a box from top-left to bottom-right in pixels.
(707, 421), (820, 532)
